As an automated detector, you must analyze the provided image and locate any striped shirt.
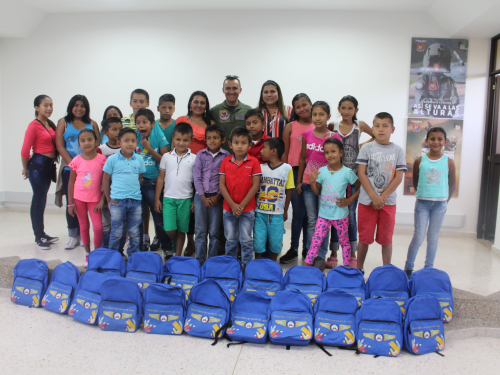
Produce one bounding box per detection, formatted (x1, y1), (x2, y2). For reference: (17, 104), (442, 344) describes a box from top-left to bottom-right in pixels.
(262, 106), (294, 139)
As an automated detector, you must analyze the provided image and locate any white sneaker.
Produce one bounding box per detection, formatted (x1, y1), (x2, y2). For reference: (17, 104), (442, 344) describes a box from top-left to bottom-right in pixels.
(64, 237), (79, 250)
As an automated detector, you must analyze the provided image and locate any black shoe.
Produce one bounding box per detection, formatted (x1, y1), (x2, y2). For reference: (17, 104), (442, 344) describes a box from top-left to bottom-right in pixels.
(163, 250), (174, 260)
(405, 270), (413, 278)
(279, 249), (298, 264)
(301, 248), (308, 260)
(150, 236), (160, 251)
(42, 234), (59, 244)
(360, 269), (365, 275)
(142, 240), (151, 252)
(36, 237), (51, 250)
(312, 257), (326, 271)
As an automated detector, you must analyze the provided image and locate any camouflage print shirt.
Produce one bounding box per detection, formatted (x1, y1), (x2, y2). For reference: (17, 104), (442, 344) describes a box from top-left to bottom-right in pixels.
(209, 101), (252, 152)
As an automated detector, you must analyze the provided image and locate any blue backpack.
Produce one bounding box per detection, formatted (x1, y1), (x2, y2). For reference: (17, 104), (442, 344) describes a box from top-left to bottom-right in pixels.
(126, 252), (163, 289)
(409, 268), (453, 323)
(242, 258), (283, 297)
(283, 266), (327, 304)
(268, 290), (313, 346)
(404, 295), (445, 355)
(227, 292), (272, 344)
(313, 290), (359, 347)
(11, 259), (49, 308)
(142, 284), (186, 335)
(355, 298), (403, 357)
(365, 264), (409, 315)
(98, 277), (143, 333)
(69, 271), (108, 325)
(202, 255), (243, 302)
(87, 248), (126, 276)
(164, 256), (201, 301)
(326, 266), (365, 306)
(185, 279), (232, 340)
(42, 262), (80, 314)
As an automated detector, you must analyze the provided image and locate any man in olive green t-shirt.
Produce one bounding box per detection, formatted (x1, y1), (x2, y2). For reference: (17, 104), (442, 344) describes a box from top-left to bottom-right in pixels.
(209, 75), (252, 152)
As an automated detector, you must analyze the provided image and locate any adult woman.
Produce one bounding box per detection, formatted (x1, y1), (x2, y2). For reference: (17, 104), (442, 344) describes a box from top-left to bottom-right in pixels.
(176, 91), (215, 155)
(55, 95), (100, 249)
(258, 80), (294, 139)
(21, 95), (59, 249)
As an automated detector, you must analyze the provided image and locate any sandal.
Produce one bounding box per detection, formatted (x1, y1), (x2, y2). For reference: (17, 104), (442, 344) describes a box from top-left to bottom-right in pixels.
(325, 257), (338, 269)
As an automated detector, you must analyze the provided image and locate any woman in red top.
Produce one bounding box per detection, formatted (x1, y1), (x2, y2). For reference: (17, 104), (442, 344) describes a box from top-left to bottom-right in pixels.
(21, 95), (59, 250)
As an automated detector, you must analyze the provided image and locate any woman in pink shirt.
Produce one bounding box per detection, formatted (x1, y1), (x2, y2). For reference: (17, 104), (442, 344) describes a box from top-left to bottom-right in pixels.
(21, 95), (59, 250)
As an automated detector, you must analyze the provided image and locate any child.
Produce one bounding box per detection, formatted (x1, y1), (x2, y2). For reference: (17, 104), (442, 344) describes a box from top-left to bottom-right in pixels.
(103, 128), (146, 255)
(245, 108), (270, 164)
(193, 125), (230, 265)
(281, 93), (315, 264)
(303, 138), (360, 266)
(328, 95), (375, 268)
(219, 127), (262, 267)
(296, 101), (341, 270)
(98, 117), (123, 248)
(67, 129), (107, 266)
(156, 94), (176, 150)
(356, 112), (407, 273)
(101, 106), (123, 144)
(135, 108), (171, 254)
(404, 127), (456, 276)
(254, 138), (294, 261)
(154, 123), (196, 256)
(122, 88), (150, 130)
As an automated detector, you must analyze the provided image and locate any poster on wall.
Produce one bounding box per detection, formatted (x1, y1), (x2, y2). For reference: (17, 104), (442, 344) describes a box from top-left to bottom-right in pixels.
(403, 118), (461, 197)
(408, 37), (468, 119)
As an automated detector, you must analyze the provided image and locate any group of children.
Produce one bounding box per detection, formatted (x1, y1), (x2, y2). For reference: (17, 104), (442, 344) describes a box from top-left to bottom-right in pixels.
(22, 88), (456, 276)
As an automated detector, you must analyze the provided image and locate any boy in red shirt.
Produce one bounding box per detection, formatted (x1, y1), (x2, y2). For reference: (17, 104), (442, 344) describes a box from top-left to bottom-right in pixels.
(245, 109), (270, 164)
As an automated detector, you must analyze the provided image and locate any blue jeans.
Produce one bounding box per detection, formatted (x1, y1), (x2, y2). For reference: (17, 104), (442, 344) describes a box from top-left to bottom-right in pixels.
(194, 194), (223, 265)
(27, 154), (54, 239)
(302, 183), (329, 260)
(140, 178), (171, 251)
(62, 167), (80, 238)
(223, 210), (255, 266)
(405, 199), (447, 271)
(291, 167), (308, 251)
(330, 184), (358, 253)
(109, 198), (142, 255)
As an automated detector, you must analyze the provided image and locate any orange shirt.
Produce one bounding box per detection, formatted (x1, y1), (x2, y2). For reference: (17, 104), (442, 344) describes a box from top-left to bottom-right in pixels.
(176, 116), (207, 155)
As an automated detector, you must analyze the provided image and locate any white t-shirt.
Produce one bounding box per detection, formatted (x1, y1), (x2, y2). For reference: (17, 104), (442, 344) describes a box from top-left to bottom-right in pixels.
(159, 148), (197, 199)
(99, 143), (121, 158)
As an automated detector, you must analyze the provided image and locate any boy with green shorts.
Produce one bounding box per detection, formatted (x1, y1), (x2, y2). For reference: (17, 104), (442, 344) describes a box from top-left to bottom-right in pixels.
(155, 123), (196, 256)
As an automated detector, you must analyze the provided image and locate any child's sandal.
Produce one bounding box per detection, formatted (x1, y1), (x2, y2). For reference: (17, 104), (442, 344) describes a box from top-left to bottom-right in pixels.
(325, 257), (338, 269)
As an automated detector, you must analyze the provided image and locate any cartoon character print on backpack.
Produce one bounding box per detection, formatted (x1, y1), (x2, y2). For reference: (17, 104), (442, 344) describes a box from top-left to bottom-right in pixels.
(98, 311), (137, 332)
(315, 323), (355, 345)
(270, 319), (312, 341)
(227, 318), (267, 340)
(185, 312), (223, 338)
(12, 285), (40, 307)
(69, 298), (99, 323)
(41, 287), (71, 313)
(144, 314), (183, 335)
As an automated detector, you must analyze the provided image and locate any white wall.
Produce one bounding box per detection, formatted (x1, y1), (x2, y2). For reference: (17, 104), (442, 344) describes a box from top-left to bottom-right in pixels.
(0, 10), (490, 233)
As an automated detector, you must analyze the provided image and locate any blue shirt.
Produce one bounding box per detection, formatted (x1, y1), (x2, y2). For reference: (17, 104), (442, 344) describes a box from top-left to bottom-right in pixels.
(103, 151), (146, 200)
(136, 125), (169, 179)
(316, 165), (358, 220)
(415, 154), (449, 201)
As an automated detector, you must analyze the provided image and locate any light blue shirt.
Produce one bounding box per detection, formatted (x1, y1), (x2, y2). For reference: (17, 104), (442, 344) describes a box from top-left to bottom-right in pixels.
(136, 125), (169, 180)
(103, 151), (146, 200)
(415, 154), (449, 201)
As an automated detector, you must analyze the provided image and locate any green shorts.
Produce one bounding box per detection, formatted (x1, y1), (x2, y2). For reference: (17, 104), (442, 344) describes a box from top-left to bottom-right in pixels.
(163, 197), (192, 233)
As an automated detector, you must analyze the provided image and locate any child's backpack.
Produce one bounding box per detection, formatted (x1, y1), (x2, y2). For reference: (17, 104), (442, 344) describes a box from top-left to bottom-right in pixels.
(268, 290), (314, 346)
(41, 261), (80, 314)
(202, 255), (243, 302)
(242, 258), (283, 297)
(355, 298), (403, 357)
(87, 248), (126, 276)
(365, 264), (409, 315)
(69, 271), (108, 325)
(326, 266), (366, 306)
(163, 256), (201, 301)
(409, 268), (453, 323)
(142, 283), (186, 335)
(126, 252), (163, 289)
(98, 277), (143, 333)
(313, 290), (359, 348)
(11, 259), (49, 308)
(283, 266), (327, 304)
(227, 292), (272, 344)
(184, 279), (231, 340)
(404, 295), (445, 355)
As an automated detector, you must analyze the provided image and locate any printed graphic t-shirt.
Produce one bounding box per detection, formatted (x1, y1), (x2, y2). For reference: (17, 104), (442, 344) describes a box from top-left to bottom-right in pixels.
(301, 129), (341, 184)
(136, 125), (169, 179)
(256, 162), (295, 215)
(68, 154), (107, 202)
(356, 142), (407, 205)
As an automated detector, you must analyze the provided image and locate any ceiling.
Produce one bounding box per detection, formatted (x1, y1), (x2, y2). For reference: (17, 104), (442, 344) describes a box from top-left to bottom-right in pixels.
(1, 0), (499, 38)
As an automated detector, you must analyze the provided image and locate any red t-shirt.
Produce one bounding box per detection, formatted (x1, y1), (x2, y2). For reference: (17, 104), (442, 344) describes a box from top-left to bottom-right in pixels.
(247, 134), (271, 164)
(219, 154), (262, 212)
(21, 119), (56, 158)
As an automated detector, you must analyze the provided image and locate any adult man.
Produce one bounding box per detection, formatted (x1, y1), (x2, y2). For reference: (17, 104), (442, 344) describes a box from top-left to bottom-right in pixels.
(210, 75), (252, 152)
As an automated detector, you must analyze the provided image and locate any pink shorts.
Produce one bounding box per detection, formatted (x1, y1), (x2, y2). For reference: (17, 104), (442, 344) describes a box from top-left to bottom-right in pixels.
(358, 203), (396, 246)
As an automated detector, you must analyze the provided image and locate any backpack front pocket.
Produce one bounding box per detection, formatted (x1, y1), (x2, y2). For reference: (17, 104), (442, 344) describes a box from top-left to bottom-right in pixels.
(314, 311), (356, 346)
(165, 273), (199, 301)
(11, 277), (44, 308)
(416, 291), (453, 322)
(184, 302), (228, 338)
(69, 289), (101, 325)
(206, 277), (239, 302)
(143, 303), (185, 335)
(408, 319), (445, 354)
(269, 310), (313, 346)
(126, 271), (158, 289)
(227, 311), (269, 344)
(285, 283), (322, 305)
(98, 301), (139, 333)
(370, 290), (409, 315)
(42, 281), (73, 313)
(242, 279), (281, 298)
(357, 321), (402, 357)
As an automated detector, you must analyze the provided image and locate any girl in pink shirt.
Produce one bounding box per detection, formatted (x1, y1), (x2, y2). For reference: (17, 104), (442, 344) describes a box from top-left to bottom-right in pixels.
(68, 129), (107, 266)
